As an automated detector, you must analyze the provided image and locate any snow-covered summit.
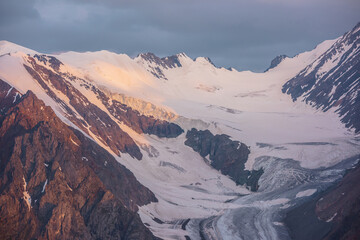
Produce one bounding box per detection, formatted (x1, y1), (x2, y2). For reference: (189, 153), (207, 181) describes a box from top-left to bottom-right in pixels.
(0, 40), (38, 55)
(265, 55), (288, 72)
(194, 56), (217, 67)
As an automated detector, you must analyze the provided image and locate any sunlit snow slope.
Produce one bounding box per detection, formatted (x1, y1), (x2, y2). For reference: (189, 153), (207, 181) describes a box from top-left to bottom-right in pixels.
(55, 35), (359, 170)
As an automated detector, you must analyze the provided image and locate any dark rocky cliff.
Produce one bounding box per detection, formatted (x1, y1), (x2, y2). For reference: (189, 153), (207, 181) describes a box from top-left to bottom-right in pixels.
(265, 54), (288, 72)
(184, 128), (263, 191)
(316, 161), (360, 239)
(137, 53), (182, 80)
(0, 80), (158, 240)
(285, 157), (360, 240)
(282, 23), (360, 133)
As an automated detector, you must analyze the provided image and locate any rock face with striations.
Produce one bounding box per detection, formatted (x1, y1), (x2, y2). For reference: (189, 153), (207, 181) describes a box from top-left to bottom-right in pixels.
(285, 158), (360, 240)
(24, 56), (143, 159)
(136, 52), (183, 80)
(265, 54), (288, 72)
(92, 87), (184, 138)
(0, 80), (158, 240)
(184, 128), (263, 191)
(315, 160), (360, 239)
(282, 23), (360, 132)
(23, 54), (183, 160)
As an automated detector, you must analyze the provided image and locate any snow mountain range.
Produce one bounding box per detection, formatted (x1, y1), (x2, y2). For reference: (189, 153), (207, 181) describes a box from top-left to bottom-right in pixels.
(0, 22), (359, 239)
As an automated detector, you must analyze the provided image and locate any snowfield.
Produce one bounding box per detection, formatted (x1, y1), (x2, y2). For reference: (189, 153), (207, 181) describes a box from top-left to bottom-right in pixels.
(0, 36), (359, 240)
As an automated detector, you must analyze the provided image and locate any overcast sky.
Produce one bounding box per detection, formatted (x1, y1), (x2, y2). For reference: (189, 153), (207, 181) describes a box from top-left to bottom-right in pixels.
(1, 0), (359, 71)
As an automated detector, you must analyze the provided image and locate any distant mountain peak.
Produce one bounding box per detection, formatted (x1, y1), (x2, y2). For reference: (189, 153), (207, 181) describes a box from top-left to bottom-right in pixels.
(0, 40), (37, 55)
(175, 52), (189, 58)
(194, 56), (216, 67)
(352, 21), (360, 33)
(136, 52), (184, 80)
(265, 54), (288, 72)
(137, 52), (182, 69)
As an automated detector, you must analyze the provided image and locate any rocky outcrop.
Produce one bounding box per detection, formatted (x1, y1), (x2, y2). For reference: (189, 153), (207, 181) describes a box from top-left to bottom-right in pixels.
(103, 97), (184, 138)
(282, 23), (360, 132)
(23, 54), (183, 160)
(0, 82), (158, 239)
(136, 52), (182, 80)
(285, 157), (360, 240)
(0, 80), (22, 113)
(105, 90), (177, 121)
(315, 160), (360, 239)
(265, 54), (288, 72)
(90, 83), (183, 138)
(24, 56), (143, 159)
(33, 54), (63, 71)
(184, 128), (263, 191)
(138, 53), (182, 69)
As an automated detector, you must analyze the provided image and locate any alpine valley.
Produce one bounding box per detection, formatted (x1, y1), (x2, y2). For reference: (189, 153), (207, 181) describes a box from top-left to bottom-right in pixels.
(0, 22), (359, 240)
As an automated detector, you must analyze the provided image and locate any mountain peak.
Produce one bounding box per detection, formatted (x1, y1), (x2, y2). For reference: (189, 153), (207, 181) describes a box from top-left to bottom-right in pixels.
(137, 52), (189, 62)
(0, 40), (37, 55)
(194, 56), (216, 67)
(0, 40), (15, 47)
(137, 52), (156, 59)
(352, 22), (360, 33)
(175, 52), (189, 58)
(135, 52), (183, 80)
(137, 52), (182, 70)
(265, 54), (288, 72)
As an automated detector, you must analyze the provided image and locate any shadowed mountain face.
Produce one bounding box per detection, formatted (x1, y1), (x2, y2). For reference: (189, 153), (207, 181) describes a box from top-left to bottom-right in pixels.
(285, 158), (360, 240)
(282, 23), (360, 133)
(265, 54), (288, 72)
(316, 161), (360, 239)
(185, 128), (263, 191)
(0, 80), (158, 239)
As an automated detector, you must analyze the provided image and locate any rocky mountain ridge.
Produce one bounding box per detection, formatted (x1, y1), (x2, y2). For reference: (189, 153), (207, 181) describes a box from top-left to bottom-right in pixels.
(282, 22), (360, 132)
(185, 128), (263, 191)
(23, 53), (184, 160)
(265, 54), (288, 72)
(0, 80), (158, 239)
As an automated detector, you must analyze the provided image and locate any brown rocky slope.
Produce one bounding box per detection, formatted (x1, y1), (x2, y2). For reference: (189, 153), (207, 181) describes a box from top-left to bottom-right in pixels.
(285, 156), (360, 240)
(23, 54), (183, 160)
(0, 79), (158, 240)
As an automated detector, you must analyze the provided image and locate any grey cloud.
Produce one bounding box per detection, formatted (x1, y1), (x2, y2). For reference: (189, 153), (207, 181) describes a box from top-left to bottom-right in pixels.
(0, 0), (40, 25)
(0, 0), (359, 71)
